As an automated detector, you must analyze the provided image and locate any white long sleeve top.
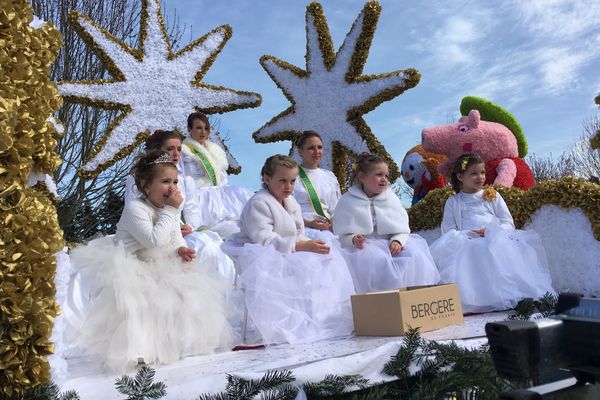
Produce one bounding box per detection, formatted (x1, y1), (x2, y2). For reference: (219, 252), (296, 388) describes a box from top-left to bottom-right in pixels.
(333, 185), (410, 247)
(293, 166), (341, 221)
(114, 198), (186, 257)
(440, 190), (515, 234)
(181, 137), (229, 188)
(123, 162), (203, 230)
(237, 189), (308, 253)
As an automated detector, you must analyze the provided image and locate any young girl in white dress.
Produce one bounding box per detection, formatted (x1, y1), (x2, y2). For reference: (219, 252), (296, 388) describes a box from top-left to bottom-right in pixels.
(292, 131), (340, 243)
(222, 155), (355, 345)
(124, 130), (235, 284)
(333, 153), (440, 293)
(182, 112), (253, 238)
(68, 151), (233, 371)
(430, 153), (554, 313)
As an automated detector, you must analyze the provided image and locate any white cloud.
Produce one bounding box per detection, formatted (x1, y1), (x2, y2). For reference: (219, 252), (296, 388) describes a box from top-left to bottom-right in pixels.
(516, 0), (600, 40)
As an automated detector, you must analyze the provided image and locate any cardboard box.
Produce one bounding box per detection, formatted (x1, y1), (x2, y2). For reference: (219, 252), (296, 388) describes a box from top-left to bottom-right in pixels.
(351, 284), (464, 336)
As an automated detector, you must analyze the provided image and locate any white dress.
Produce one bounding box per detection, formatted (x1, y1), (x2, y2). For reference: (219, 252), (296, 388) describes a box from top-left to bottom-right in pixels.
(430, 190), (554, 313)
(67, 198), (233, 371)
(182, 137), (253, 239)
(293, 166), (339, 242)
(222, 189), (355, 345)
(334, 186), (440, 293)
(123, 163), (235, 285)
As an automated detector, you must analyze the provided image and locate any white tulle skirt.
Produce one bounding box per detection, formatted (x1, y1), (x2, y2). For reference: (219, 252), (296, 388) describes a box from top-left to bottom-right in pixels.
(338, 234), (440, 293)
(66, 237), (233, 371)
(191, 184), (253, 238)
(221, 239), (355, 345)
(430, 223), (554, 313)
(304, 227), (337, 243)
(184, 229), (236, 285)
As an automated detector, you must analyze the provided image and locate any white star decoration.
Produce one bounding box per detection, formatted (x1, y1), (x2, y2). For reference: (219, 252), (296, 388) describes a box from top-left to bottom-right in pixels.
(253, 1), (420, 183)
(58, 0), (261, 178)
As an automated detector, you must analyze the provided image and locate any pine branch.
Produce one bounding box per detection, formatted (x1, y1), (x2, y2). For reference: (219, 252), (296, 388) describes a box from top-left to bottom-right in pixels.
(301, 374), (369, 397)
(115, 366), (167, 400)
(382, 327), (423, 378)
(260, 384), (299, 400)
(21, 382), (81, 400)
(222, 370), (296, 400)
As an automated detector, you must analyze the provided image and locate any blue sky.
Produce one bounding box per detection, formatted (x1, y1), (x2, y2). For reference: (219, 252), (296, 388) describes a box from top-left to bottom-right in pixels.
(162, 0), (600, 191)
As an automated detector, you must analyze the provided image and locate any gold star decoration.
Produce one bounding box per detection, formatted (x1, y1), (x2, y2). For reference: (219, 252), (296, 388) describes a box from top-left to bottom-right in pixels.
(253, 1), (420, 186)
(58, 0), (262, 178)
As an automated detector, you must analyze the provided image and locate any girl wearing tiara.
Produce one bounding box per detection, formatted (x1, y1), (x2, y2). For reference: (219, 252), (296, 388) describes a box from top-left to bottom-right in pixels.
(292, 130), (340, 243)
(430, 154), (553, 313)
(182, 112), (253, 238)
(333, 153), (440, 293)
(222, 155), (355, 344)
(67, 151), (232, 371)
(124, 129), (235, 284)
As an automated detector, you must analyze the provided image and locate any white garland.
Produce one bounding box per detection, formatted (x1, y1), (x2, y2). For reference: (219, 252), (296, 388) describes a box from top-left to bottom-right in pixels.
(255, 4), (413, 170)
(58, 0), (260, 175)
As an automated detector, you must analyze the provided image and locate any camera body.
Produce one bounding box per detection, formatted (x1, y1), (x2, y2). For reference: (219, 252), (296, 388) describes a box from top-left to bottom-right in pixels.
(486, 293), (600, 383)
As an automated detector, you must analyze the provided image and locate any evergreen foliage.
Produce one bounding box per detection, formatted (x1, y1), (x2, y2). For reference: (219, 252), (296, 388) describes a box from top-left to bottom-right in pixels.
(196, 370), (298, 400)
(507, 292), (558, 321)
(301, 374), (369, 397)
(114, 366), (167, 400)
(19, 382), (79, 400)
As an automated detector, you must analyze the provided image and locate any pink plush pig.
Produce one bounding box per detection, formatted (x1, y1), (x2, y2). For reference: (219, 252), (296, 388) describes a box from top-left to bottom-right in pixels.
(421, 110), (535, 190)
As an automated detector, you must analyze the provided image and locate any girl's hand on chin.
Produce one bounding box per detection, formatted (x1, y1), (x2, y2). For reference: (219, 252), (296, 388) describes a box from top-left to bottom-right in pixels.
(165, 189), (183, 208)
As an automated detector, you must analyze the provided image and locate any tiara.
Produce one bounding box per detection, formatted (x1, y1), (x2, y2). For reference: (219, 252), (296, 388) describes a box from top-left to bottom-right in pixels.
(149, 153), (173, 165)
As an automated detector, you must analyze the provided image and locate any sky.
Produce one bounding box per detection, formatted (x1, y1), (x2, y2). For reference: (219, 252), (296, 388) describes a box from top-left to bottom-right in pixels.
(160, 0), (600, 191)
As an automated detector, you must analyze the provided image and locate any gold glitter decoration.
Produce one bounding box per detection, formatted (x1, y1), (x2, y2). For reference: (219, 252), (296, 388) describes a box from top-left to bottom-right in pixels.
(0, 0), (64, 395)
(59, 0), (261, 179)
(482, 187), (497, 202)
(254, 1), (420, 188)
(407, 178), (600, 241)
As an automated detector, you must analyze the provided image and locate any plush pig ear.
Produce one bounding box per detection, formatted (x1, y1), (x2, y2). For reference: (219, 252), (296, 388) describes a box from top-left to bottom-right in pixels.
(458, 116), (468, 123)
(467, 110), (480, 128)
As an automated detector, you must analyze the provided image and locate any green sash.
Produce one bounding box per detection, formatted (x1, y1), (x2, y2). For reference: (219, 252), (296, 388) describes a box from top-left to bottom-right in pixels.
(298, 166), (329, 222)
(185, 143), (218, 186)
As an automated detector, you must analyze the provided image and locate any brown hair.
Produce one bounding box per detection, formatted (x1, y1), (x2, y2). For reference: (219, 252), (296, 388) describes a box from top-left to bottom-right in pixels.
(187, 112), (210, 130)
(145, 129), (184, 151)
(349, 152), (387, 186)
(450, 153), (485, 193)
(130, 150), (177, 196)
(261, 154), (297, 188)
(295, 130), (322, 149)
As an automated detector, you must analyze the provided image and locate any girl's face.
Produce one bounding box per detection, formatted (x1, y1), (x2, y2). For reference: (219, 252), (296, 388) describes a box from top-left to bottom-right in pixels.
(161, 138), (182, 164)
(457, 162), (486, 193)
(188, 119), (210, 145)
(143, 165), (178, 208)
(358, 162), (389, 197)
(297, 136), (323, 168)
(263, 166), (298, 203)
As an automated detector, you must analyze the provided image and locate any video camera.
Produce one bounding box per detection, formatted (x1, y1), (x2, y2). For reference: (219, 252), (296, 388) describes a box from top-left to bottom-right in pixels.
(485, 293), (600, 399)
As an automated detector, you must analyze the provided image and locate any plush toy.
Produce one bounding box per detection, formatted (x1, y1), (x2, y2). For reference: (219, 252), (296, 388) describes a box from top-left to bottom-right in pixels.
(401, 145), (446, 205)
(421, 97), (535, 190)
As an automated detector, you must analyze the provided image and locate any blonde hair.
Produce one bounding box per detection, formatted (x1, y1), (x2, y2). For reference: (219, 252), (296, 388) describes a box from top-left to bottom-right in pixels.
(261, 154), (297, 188)
(349, 153), (387, 186)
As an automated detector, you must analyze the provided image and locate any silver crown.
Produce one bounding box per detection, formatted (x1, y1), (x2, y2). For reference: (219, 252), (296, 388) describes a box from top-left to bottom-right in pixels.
(149, 153), (173, 165)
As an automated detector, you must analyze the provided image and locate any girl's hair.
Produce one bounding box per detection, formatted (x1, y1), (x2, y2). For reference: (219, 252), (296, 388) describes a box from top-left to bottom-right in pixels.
(131, 150), (177, 196)
(261, 154), (297, 188)
(349, 152), (387, 186)
(187, 112), (210, 130)
(450, 153), (485, 193)
(145, 129), (183, 151)
(295, 130), (322, 149)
